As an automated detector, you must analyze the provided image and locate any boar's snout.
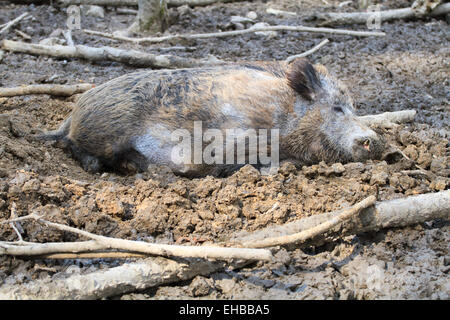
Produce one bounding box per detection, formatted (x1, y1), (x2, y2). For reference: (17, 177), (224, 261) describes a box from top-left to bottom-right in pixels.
(350, 128), (385, 162)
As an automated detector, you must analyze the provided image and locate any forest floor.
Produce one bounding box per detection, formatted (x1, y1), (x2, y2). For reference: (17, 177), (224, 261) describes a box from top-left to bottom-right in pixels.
(0, 0), (449, 299)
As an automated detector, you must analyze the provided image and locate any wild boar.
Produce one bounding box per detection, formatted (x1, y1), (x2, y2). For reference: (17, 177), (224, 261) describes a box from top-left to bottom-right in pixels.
(38, 58), (384, 177)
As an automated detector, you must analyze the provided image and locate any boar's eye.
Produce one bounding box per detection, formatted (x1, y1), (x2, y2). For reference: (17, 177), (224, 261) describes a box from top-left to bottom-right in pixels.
(333, 106), (345, 114)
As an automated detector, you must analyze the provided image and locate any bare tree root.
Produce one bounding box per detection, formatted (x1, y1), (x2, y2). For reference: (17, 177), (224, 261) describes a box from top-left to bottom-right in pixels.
(1, 40), (223, 69)
(0, 83), (94, 97)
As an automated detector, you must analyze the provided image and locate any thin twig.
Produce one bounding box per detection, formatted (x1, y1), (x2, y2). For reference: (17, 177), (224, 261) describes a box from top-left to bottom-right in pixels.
(14, 29), (32, 40)
(83, 24), (385, 45)
(0, 13), (29, 36)
(392, 145), (436, 180)
(358, 110), (417, 128)
(286, 39), (330, 63)
(63, 29), (75, 47)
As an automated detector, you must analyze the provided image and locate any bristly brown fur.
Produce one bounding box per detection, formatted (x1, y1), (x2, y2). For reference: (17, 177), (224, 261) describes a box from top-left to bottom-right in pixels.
(280, 108), (351, 165)
(39, 60), (383, 176)
(286, 58), (322, 101)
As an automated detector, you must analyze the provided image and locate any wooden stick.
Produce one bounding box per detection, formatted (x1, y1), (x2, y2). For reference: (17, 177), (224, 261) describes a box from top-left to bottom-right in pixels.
(286, 39), (330, 63)
(0, 213), (273, 261)
(232, 191), (450, 247)
(14, 29), (32, 41)
(266, 8), (297, 17)
(58, 0), (138, 6)
(18, 251), (149, 260)
(241, 196), (376, 248)
(0, 239), (107, 255)
(0, 83), (94, 97)
(0, 256), (229, 299)
(358, 110), (417, 128)
(57, 0), (243, 8)
(25, 252), (149, 259)
(1, 40), (223, 69)
(0, 13), (29, 36)
(83, 24), (385, 45)
(314, 3), (450, 26)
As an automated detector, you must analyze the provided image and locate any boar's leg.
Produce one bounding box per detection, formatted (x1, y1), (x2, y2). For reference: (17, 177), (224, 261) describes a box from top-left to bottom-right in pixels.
(67, 143), (103, 173)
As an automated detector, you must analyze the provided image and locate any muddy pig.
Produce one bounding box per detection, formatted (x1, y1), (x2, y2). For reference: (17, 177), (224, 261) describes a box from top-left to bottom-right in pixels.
(38, 58), (384, 177)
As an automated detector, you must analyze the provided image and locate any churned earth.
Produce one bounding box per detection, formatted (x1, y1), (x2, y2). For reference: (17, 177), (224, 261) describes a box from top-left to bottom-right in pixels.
(0, 0), (449, 299)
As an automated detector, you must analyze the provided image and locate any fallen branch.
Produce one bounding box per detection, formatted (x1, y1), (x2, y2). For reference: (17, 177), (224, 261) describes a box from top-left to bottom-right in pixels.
(57, 0), (244, 7)
(232, 190), (450, 247)
(83, 24), (385, 45)
(266, 8), (297, 17)
(0, 213), (273, 261)
(1, 40), (223, 69)
(27, 251), (149, 259)
(58, 0), (138, 5)
(0, 83), (94, 97)
(241, 195), (376, 248)
(0, 12), (29, 36)
(286, 39), (330, 63)
(0, 256), (229, 299)
(358, 110), (417, 128)
(313, 3), (450, 26)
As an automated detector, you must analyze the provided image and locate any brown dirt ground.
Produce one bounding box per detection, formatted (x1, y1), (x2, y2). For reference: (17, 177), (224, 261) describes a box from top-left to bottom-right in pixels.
(0, 0), (449, 299)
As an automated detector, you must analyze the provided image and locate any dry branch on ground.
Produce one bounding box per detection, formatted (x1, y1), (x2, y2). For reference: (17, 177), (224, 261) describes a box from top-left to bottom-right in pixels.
(232, 190), (450, 247)
(57, 0), (244, 7)
(1, 40), (223, 68)
(358, 110), (417, 128)
(83, 24), (385, 45)
(0, 83), (94, 97)
(0, 256), (229, 299)
(0, 213), (273, 261)
(286, 39), (329, 63)
(313, 2), (450, 26)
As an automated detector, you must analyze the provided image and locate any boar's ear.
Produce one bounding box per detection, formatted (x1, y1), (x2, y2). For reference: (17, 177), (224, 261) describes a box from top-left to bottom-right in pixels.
(286, 58), (322, 101)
